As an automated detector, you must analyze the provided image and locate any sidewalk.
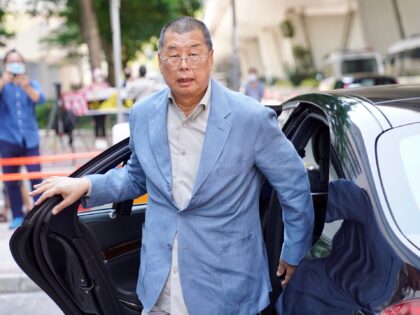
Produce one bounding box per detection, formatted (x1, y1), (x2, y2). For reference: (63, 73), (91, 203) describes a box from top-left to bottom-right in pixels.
(0, 222), (40, 293)
(0, 128), (105, 294)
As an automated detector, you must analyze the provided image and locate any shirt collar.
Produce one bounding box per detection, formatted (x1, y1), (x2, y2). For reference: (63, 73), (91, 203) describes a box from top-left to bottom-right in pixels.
(168, 79), (212, 111)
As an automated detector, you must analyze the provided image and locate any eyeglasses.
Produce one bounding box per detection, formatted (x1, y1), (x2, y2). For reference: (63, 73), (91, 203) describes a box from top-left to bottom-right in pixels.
(160, 53), (210, 70)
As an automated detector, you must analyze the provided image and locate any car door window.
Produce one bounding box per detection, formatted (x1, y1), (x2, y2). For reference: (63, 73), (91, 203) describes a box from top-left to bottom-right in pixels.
(279, 179), (407, 315)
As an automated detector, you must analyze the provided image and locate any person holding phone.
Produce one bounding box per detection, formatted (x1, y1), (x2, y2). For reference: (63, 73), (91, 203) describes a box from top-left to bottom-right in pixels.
(0, 48), (45, 229)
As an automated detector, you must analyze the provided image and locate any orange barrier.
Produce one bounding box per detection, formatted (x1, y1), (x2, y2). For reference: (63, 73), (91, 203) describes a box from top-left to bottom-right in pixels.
(0, 151), (101, 166)
(0, 171), (71, 181)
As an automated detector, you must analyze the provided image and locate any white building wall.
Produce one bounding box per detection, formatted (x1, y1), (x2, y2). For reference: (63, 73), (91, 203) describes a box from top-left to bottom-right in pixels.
(357, 0), (401, 54)
(305, 14), (359, 68)
(257, 29), (284, 81)
(398, 0), (420, 37)
(240, 38), (264, 77)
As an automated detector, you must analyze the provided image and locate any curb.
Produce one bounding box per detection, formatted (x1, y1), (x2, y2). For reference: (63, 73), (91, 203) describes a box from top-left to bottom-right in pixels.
(0, 273), (40, 293)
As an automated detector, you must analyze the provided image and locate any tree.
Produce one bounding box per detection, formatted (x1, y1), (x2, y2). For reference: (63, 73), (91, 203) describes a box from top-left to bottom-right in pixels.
(32, 0), (201, 85)
(78, 0), (102, 71)
(0, 8), (14, 47)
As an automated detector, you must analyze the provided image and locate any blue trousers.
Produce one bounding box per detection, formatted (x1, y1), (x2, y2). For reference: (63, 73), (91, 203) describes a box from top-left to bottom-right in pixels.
(0, 140), (42, 219)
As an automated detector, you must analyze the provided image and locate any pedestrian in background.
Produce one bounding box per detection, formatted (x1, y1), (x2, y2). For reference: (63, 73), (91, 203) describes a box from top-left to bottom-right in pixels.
(88, 67), (110, 149)
(123, 65), (133, 87)
(32, 17), (313, 314)
(243, 67), (265, 102)
(0, 48), (45, 229)
(126, 65), (155, 102)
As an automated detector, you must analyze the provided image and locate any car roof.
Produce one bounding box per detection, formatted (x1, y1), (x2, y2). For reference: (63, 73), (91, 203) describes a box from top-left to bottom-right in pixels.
(286, 85), (420, 128)
(331, 84), (419, 103)
(331, 85), (420, 127)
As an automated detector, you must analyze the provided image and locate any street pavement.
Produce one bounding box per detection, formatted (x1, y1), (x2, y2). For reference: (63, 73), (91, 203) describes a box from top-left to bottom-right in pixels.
(0, 291), (62, 314)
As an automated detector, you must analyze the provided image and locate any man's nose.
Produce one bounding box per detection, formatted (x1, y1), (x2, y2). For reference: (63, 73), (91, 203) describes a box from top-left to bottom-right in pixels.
(178, 57), (190, 70)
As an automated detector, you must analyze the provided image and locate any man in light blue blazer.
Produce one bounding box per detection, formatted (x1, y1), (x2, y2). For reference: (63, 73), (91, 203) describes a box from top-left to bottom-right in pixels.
(32, 17), (314, 315)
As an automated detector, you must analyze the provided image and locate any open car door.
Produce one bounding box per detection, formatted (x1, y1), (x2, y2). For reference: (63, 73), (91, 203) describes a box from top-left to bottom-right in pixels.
(10, 139), (146, 315)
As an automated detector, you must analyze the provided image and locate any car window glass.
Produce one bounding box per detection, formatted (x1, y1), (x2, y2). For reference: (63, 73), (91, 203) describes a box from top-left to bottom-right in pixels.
(309, 160), (341, 259)
(279, 179), (419, 314)
(342, 58), (378, 74)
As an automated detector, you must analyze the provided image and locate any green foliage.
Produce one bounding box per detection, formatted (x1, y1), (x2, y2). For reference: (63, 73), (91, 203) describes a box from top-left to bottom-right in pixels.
(0, 8), (14, 47)
(285, 45), (316, 87)
(35, 0), (201, 67)
(300, 78), (319, 88)
(279, 19), (294, 38)
(36, 100), (53, 129)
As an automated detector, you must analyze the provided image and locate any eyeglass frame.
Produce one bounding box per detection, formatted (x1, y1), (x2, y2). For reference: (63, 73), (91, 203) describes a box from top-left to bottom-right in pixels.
(159, 51), (212, 69)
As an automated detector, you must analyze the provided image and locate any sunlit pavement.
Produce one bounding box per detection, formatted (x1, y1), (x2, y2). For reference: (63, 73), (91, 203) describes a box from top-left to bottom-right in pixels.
(0, 222), (40, 293)
(0, 291), (62, 315)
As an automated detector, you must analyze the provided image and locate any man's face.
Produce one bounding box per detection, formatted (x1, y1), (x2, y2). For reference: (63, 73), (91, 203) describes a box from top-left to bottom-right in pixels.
(158, 29), (213, 101)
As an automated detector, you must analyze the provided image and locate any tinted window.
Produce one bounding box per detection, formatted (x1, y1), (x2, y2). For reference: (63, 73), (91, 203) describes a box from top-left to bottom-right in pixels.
(278, 179), (408, 314)
(342, 58), (378, 74)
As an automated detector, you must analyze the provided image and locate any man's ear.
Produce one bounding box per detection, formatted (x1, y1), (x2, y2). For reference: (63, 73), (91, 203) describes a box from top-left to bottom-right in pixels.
(157, 52), (163, 72)
(209, 49), (214, 70)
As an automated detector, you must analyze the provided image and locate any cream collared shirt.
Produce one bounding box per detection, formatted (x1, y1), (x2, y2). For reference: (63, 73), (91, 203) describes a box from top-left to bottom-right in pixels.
(167, 81), (211, 210)
(153, 81), (212, 314)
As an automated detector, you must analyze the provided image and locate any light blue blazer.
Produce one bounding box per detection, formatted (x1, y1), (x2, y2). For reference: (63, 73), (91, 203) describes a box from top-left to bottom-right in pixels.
(86, 80), (314, 314)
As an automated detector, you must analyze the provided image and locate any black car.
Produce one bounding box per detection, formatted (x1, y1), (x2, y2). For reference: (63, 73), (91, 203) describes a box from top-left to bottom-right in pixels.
(10, 85), (420, 314)
(319, 73), (398, 90)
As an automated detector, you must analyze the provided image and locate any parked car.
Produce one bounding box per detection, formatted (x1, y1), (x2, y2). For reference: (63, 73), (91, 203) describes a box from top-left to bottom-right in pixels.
(385, 34), (420, 84)
(326, 73), (398, 90)
(10, 85), (420, 314)
(319, 49), (385, 90)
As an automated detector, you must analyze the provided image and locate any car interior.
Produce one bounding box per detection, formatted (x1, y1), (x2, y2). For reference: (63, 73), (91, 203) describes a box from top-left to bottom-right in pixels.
(259, 106), (331, 314)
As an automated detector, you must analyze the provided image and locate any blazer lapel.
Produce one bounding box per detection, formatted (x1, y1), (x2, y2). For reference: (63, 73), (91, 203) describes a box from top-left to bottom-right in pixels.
(192, 80), (232, 196)
(148, 90), (172, 187)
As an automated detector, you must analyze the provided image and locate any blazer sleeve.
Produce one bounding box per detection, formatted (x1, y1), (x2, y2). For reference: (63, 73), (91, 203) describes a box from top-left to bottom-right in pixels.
(254, 107), (314, 265)
(84, 111), (147, 207)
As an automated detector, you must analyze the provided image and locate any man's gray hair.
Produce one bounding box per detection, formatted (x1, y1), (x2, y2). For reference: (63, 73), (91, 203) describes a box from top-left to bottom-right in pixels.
(158, 16), (213, 51)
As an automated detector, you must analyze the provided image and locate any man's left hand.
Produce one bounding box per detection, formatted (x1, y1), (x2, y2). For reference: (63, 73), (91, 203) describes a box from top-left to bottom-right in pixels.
(277, 259), (296, 287)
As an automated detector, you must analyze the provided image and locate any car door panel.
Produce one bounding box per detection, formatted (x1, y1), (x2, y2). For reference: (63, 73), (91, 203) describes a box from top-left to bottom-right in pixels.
(79, 205), (146, 311)
(10, 139), (147, 314)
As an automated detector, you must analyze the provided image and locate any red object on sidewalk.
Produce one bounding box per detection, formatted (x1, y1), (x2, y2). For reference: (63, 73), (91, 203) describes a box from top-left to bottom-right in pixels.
(62, 91), (88, 116)
(381, 299), (420, 315)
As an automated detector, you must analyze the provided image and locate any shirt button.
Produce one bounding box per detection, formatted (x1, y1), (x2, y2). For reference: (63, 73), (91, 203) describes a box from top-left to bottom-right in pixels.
(173, 266), (178, 274)
(180, 150), (186, 156)
(182, 122), (187, 127)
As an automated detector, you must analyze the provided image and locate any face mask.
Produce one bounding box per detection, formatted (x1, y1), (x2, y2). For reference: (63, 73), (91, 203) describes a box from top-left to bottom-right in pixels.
(6, 62), (26, 75)
(248, 73), (257, 82)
